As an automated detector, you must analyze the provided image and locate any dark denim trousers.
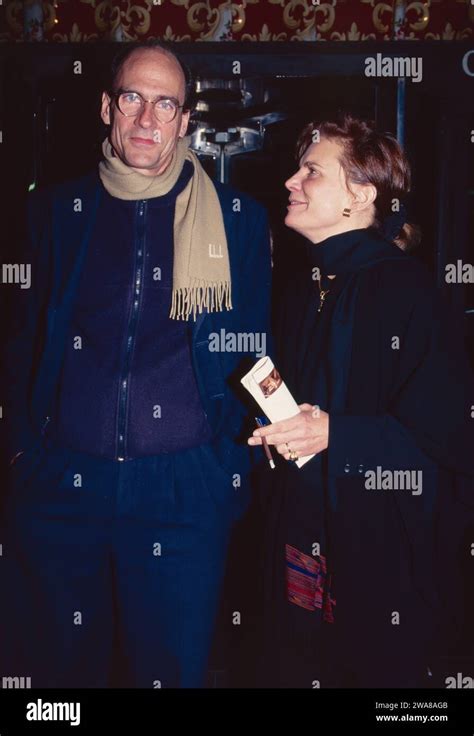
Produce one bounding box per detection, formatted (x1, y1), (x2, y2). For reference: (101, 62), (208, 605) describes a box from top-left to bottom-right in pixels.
(0, 436), (236, 688)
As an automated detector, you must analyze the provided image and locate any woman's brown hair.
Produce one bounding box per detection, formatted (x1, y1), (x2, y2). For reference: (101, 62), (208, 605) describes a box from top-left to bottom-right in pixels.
(296, 114), (421, 251)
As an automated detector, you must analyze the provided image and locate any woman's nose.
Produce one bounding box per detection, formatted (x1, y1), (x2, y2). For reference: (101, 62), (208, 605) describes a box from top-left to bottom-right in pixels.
(285, 174), (301, 192)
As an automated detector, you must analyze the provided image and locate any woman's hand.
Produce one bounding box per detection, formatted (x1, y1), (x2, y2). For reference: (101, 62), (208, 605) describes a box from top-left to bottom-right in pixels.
(248, 403), (329, 461)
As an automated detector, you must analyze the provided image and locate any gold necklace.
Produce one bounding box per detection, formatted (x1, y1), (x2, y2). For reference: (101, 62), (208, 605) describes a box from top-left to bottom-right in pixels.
(316, 277), (331, 312)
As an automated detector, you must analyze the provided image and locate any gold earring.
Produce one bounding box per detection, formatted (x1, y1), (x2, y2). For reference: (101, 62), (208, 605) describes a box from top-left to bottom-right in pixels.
(343, 208), (351, 217)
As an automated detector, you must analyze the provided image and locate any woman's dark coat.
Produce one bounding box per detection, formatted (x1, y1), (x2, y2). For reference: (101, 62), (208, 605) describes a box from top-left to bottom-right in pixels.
(260, 227), (474, 688)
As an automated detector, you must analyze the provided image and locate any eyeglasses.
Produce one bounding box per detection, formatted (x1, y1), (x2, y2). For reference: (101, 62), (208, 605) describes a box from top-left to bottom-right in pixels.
(113, 90), (184, 123)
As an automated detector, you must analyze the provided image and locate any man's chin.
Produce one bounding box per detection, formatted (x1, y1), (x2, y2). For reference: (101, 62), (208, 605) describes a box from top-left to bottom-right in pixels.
(124, 152), (162, 174)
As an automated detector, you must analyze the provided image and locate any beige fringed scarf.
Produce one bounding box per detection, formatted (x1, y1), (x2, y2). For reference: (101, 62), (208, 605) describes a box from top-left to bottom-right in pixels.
(98, 136), (232, 321)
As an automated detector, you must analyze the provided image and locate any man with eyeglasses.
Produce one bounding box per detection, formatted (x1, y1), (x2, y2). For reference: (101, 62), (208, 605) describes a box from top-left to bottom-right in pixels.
(0, 42), (271, 688)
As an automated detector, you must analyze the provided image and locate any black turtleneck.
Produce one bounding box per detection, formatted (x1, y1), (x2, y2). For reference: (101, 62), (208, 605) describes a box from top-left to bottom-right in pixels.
(302, 226), (401, 276)
(276, 227), (406, 405)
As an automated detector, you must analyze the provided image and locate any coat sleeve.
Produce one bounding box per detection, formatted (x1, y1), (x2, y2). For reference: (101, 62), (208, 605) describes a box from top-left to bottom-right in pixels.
(327, 270), (474, 482)
(208, 198), (273, 494)
(0, 189), (52, 468)
(225, 200), (274, 435)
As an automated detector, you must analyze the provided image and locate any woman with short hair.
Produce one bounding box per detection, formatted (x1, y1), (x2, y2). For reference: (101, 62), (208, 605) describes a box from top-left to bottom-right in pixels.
(249, 114), (474, 688)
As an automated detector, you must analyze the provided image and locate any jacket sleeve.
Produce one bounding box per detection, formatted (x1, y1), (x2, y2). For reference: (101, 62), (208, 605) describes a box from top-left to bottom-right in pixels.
(209, 199), (273, 482)
(0, 189), (52, 468)
(328, 277), (474, 482)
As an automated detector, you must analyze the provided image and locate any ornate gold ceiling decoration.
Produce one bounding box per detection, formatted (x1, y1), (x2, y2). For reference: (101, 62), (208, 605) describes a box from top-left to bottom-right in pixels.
(269, 0), (336, 40)
(361, 0), (430, 36)
(241, 22), (287, 41)
(331, 22), (376, 41)
(1, 0), (472, 43)
(5, 0), (23, 35)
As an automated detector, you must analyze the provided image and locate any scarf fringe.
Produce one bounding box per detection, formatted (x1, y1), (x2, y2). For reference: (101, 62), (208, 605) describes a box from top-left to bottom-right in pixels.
(170, 281), (232, 321)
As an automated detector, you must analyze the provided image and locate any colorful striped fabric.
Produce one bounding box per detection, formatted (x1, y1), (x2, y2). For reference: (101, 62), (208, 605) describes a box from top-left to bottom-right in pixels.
(285, 543), (336, 623)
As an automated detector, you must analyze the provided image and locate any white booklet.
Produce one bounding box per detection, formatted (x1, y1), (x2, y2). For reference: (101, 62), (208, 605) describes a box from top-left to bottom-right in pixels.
(240, 356), (315, 468)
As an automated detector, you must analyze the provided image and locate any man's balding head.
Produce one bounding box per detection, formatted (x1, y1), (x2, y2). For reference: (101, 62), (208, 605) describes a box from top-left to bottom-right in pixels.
(101, 43), (192, 176)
